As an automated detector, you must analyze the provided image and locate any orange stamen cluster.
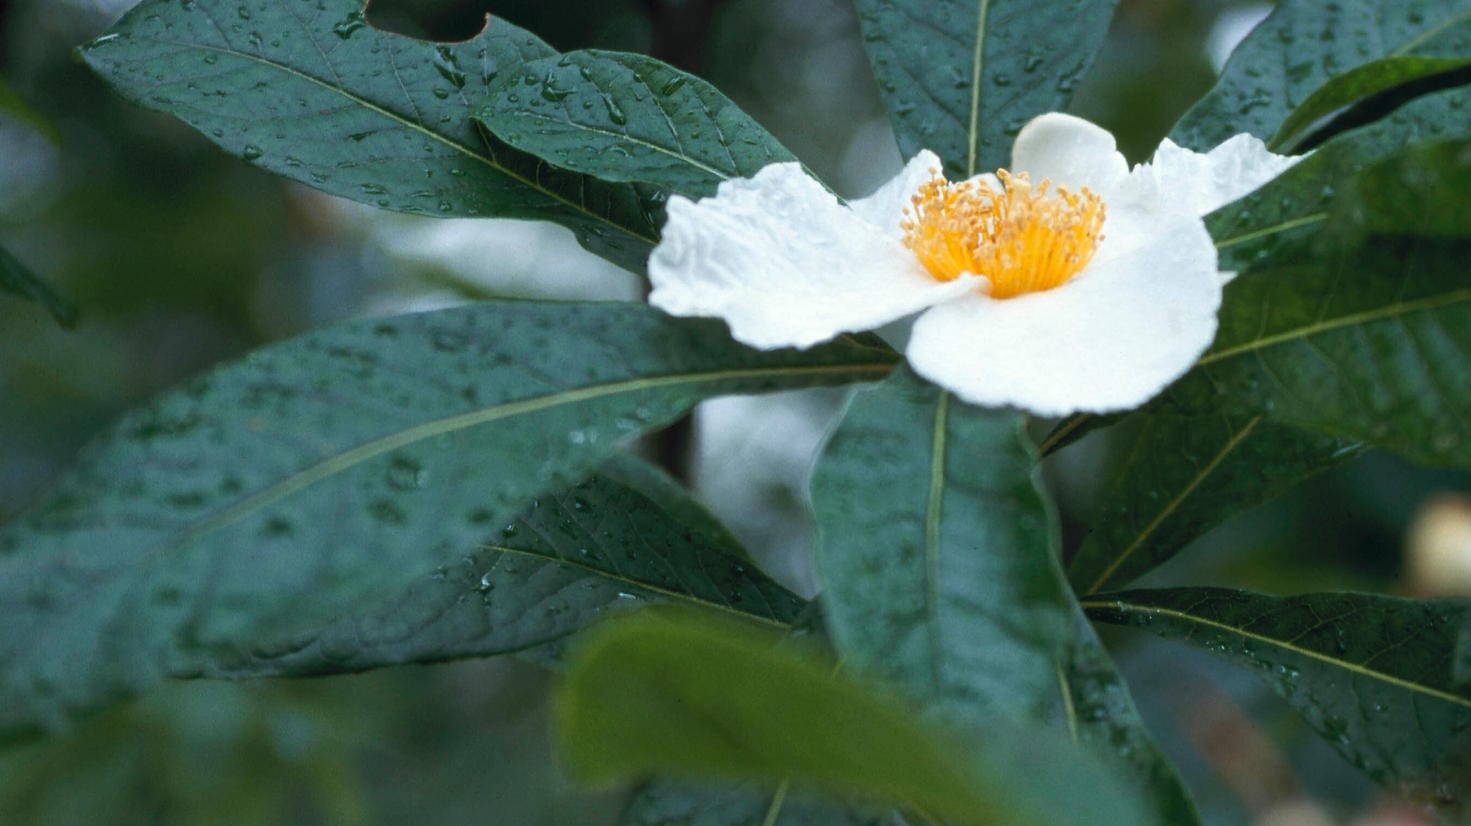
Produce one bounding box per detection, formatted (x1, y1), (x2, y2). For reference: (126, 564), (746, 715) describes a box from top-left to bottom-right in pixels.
(899, 168), (1106, 299)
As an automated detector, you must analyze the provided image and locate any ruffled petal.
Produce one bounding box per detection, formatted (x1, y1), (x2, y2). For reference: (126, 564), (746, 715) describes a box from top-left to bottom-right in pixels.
(1139, 134), (1301, 216)
(1009, 113), (1130, 197)
(848, 149), (944, 236)
(649, 162), (981, 350)
(905, 213), (1219, 416)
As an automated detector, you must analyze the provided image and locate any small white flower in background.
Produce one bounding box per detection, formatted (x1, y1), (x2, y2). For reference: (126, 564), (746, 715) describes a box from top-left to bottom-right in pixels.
(648, 112), (1299, 416)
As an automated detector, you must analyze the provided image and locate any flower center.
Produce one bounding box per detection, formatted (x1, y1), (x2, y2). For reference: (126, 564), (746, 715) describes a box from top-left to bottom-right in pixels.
(899, 168), (1105, 299)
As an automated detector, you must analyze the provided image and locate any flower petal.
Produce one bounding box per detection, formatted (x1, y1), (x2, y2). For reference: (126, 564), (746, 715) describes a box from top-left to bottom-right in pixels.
(847, 149), (943, 236)
(649, 162), (980, 350)
(905, 214), (1219, 416)
(1142, 134), (1301, 216)
(1009, 113), (1129, 196)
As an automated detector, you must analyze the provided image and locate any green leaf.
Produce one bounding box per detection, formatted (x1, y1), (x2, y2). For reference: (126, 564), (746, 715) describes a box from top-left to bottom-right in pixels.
(1084, 588), (1471, 812)
(1059, 611), (1200, 826)
(0, 78), (61, 145)
(79, 0), (660, 271)
(0, 245), (78, 328)
(1209, 84), (1471, 274)
(810, 366), (1069, 723)
(474, 50), (796, 198)
(1457, 620), (1471, 687)
(1270, 56), (1471, 152)
(1172, 0), (1471, 151)
(556, 608), (1150, 826)
(1068, 412), (1361, 595)
(621, 781), (884, 826)
(853, 0), (1119, 178)
(1169, 139), (1471, 468)
(203, 455), (807, 678)
(0, 302), (895, 740)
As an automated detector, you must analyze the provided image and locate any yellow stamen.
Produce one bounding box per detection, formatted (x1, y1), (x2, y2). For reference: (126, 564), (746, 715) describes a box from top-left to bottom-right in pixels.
(899, 168), (1105, 299)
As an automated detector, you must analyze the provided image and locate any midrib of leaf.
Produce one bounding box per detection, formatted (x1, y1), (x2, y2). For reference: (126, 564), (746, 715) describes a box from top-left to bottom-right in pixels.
(1081, 598), (1471, 709)
(489, 545), (794, 630)
(967, 0), (991, 177)
(1390, 8), (1471, 56)
(759, 781), (790, 826)
(142, 36), (659, 244)
(1080, 416), (1263, 595)
(1198, 287), (1471, 367)
(1213, 213), (1328, 249)
(924, 391), (950, 691)
(1056, 664), (1080, 744)
(142, 361), (893, 572)
(491, 107), (730, 181)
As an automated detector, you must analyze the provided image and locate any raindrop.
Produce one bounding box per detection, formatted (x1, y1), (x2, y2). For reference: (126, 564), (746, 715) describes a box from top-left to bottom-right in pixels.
(660, 75), (687, 96)
(241, 144), (263, 160)
(600, 93), (627, 125)
(331, 9), (366, 39)
(386, 455), (428, 490)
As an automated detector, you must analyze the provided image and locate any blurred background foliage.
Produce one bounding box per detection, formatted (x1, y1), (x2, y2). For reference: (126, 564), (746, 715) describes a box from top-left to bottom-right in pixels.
(1, 0), (1468, 823)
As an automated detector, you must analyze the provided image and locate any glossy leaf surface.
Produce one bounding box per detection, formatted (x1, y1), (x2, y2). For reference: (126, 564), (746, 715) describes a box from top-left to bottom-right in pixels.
(0, 302), (894, 739)
(475, 50), (795, 198)
(80, 0), (659, 270)
(853, 0), (1118, 178)
(1086, 588), (1471, 811)
(1270, 56), (1471, 151)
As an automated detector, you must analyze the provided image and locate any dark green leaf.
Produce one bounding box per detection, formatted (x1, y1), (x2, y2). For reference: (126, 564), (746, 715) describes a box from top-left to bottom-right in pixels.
(621, 781), (884, 826)
(1271, 56), (1471, 152)
(204, 455), (807, 678)
(810, 366), (1069, 723)
(0, 302), (895, 740)
(853, 0), (1118, 178)
(1171, 140), (1471, 468)
(1059, 611), (1199, 826)
(1085, 587), (1471, 812)
(556, 608), (1150, 826)
(0, 78), (61, 145)
(1068, 412), (1361, 595)
(1457, 620), (1471, 687)
(1172, 0), (1471, 151)
(0, 245), (78, 328)
(474, 50), (795, 198)
(80, 0), (659, 270)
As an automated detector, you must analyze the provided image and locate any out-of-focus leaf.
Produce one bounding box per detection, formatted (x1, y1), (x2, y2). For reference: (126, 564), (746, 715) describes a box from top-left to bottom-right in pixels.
(852, 0), (1118, 178)
(556, 608), (1150, 826)
(1085, 588), (1471, 812)
(0, 79), (61, 145)
(1068, 412), (1361, 595)
(0, 246), (78, 328)
(1457, 620), (1471, 688)
(79, 0), (659, 270)
(204, 455), (807, 678)
(0, 302), (896, 740)
(1168, 140), (1471, 469)
(1271, 56), (1471, 151)
(620, 781), (884, 826)
(1172, 0), (1471, 151)
(474, 50), (795, 198)
(810, 366), (1069, 723)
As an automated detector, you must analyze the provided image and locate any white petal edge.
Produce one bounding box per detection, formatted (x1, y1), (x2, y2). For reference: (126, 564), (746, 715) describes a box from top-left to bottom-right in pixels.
(648, 162), (981, 350)
(905, 213), (1220, 416)
(1009, 113), (1130, 198)
(1142, 134), (1302, 217)
(847, 149), (943, 235)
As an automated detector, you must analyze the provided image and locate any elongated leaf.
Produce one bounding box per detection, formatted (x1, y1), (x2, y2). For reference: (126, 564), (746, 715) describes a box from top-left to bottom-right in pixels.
(1271, 56), (1471, 152)
(1068, 412), (1361, 595)
(1059, 611), (1199, 826)
(1170, 140), (1471, 468)
(556, 608), (1150, 826)
(80, 0), (659, 270)
(1085, 588), (1471, 812)
(621, 781), (883, 826)
(203, 455), (806, 678)
(0, 245), (78, 328)
(811, 366), (1069, 723)
(853, 0), (1118, 178)
(474, 50), (795, 198)
(1172, 0), (1471, 151)
(0, 79), (61, 145)
(0, 302), (895, 740)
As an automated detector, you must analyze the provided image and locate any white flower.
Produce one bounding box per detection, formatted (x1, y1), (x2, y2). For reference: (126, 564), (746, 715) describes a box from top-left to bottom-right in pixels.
(648, 113), (1298, 416)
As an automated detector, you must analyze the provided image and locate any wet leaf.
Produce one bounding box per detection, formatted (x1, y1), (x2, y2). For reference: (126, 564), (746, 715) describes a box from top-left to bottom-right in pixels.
(1173, 0), (1471, 151)
(80, 0), (660, 270)
(556, 608), (1150, 826)
(620, 781), (884, 826)
(0, 245), (78, 328)
(1068, 412), (1361, 596)
(1270, 56), (1471, 152)
(853, 0), (1118, 178)
(0, 301), (895, 740)
(1085, 587), (1471, 813)
(474, 50), (795, 198)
